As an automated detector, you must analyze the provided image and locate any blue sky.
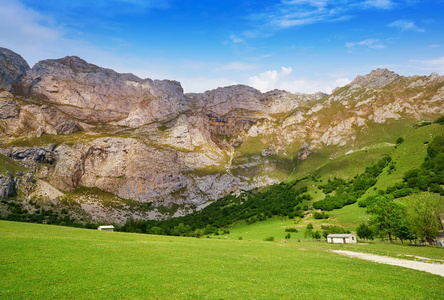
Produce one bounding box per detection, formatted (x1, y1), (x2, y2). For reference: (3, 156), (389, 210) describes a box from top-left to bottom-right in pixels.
(1, 0), (443, 93)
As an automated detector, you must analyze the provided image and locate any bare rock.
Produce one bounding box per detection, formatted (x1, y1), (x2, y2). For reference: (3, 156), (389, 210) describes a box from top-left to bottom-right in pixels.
(350, 68), (400, 88)
(0, 101), (80, 137)
(320, 119), (354, 146)
(0, 173), (14, 198)
(0, 47), (30, 92)
(0, 145), (57, 168)
(0, 92), (19, 119)
(187, 85), (318, 116)
(21, 56), (189, 124)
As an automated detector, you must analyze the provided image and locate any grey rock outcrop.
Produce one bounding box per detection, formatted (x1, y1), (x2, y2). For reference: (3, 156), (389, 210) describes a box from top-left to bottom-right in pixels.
(0, 92), (19, 119)
(0, 173), (14, 198)
(0, 145), (57, 168)
(187, 85), (322, 116)
(350, 68), (400, 88)
(0, 95), (80, 137)
(21, 56), (190, 124)
(0, 47), (30, 92)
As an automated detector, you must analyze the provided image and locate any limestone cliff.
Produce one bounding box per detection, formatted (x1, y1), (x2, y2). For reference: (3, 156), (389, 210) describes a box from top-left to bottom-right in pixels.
(1, 47), (443, 223)
(0, 47), (30, 93)
(20, 56), (189, 124)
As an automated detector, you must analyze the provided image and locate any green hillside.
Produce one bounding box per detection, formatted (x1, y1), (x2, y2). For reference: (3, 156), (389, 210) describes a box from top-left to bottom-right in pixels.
(1, 221), (443, 299)
(113, 121), (443, 241)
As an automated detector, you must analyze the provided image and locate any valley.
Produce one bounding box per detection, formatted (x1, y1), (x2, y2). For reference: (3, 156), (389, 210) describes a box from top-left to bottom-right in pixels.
(1, 221), (443, 299)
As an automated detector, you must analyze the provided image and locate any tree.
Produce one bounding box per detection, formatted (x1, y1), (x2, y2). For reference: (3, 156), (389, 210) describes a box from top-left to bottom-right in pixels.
(406, 193), (444, 244)
(366, 195), (406, 243)
(304, 223), (314, 238)
(356, 223), (374, 241)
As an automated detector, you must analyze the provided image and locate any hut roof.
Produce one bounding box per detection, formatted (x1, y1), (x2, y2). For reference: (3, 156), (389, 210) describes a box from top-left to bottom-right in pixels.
(327, 234), (355, 238)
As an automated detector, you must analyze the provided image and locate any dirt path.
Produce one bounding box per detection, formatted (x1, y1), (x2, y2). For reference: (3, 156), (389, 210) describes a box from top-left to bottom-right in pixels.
(332, 250), (444, 277)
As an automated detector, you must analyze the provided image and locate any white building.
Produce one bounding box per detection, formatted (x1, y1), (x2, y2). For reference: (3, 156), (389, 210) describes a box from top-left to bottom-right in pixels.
(327, 234), (357, 244)
(98, 225), (115, 232)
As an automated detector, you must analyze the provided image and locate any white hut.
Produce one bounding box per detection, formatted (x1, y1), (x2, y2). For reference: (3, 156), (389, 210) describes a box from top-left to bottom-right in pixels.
(98, 225), (115, 232)
(327, 233), (357, 244)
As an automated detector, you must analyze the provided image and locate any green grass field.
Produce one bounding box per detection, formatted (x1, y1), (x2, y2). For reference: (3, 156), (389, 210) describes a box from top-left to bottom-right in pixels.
(1, 221), (443, 299)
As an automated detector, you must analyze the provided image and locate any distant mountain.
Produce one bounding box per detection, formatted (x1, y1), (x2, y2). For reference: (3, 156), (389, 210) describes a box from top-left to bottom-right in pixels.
(0, 46), (443, 224)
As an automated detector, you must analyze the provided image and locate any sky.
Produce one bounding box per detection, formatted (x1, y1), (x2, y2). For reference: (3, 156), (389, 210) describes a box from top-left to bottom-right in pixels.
(0, 0), (443, 94)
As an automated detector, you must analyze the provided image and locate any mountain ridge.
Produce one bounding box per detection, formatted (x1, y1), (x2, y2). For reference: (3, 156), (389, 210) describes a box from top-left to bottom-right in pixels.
(0, 46), (443, 224)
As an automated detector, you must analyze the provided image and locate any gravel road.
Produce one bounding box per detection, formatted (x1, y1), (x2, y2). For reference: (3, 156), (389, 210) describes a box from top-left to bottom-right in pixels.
(332, 250), (444, 277)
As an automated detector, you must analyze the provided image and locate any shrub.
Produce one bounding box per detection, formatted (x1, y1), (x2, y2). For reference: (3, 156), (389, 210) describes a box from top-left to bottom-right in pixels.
(312, 230), (321, 240)
(285, 233), (291, 240)
(263, 236), (274, 241)
(314, 211), (329, 219)
(435, 116), (444, 125)
(285, 227), (298, 232)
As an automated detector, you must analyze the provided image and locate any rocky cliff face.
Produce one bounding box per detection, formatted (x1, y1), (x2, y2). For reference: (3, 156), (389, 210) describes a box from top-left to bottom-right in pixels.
(20, 56), (189, 124)
(0, 47), (30, 93)
(1, 47), (443, 223)
(0, 91), (80, 137)
(0, 173), (14, 198)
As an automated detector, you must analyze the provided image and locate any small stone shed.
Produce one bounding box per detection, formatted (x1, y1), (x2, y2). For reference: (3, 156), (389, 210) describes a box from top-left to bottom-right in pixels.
(98, 225), (115, 232)
(327, 233), (357, 244)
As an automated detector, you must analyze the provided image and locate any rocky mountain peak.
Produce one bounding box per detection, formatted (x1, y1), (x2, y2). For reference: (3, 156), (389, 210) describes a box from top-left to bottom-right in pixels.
(0, 47), (30, 92)
(350, 68), (400, 88)
(52, 56), (99, 73)
(17, 53), (189, 124)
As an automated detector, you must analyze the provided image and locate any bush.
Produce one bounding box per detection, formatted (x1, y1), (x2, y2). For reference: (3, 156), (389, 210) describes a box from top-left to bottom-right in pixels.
(285, 233), (291, 240)
(263, 236), (275, 241)
(285, 227), (298, 232)
(435, 116), (444, 125)
(314, 211), (329, 219)
(312, 230), (321, 240)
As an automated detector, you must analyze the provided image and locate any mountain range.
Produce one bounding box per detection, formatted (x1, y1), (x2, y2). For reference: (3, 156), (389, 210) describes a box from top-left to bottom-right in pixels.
(1, 46), (443, 224)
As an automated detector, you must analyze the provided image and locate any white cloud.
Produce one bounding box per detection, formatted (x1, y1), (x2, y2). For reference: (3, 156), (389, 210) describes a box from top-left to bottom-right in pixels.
(388, 20), (425, 32)
(247, 67), (294, 92)
(229, 35), (245, 44)
(364, 0), (393, 9)
(217, 62), (258, 71)
(0, 0), (139, 71)
(409, 57), (444, 73)
(282, 0), (329, 8)
(346, 39), (386, 49)
(0, 0), (61, 46)
(178, 77), (238, 93)
(242, 0), (399, 36)
(247, 66), (350, 94)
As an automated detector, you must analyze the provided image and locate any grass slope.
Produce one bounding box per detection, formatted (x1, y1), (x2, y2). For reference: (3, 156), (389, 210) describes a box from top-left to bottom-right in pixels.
(1, 221), (443, 299)
(362, 123), (444, 199)
(0, 153), (28, 175)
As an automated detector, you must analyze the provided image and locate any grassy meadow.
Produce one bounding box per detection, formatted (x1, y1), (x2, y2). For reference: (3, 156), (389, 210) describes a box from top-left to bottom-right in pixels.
(1, 221), (443, 299)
